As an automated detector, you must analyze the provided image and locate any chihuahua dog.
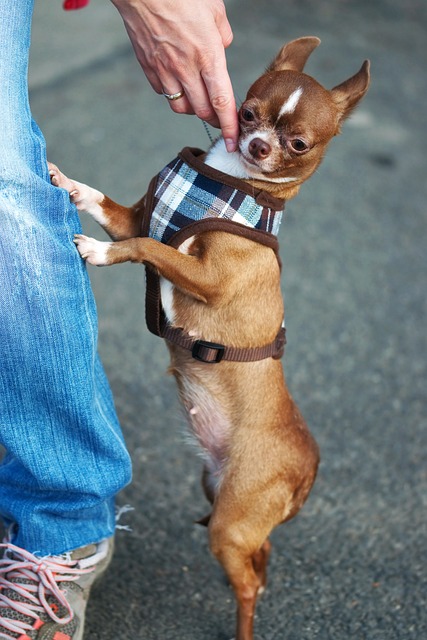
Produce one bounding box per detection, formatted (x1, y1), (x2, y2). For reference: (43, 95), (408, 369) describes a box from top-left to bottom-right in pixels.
(49, 37), (370, 640)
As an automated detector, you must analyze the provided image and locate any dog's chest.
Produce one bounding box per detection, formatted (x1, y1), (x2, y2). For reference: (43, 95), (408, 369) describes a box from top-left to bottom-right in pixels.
(159, 235), (194, 325)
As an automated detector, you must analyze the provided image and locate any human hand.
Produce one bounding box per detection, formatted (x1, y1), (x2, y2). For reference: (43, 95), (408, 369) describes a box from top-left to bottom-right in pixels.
(111, 0), (239, 151)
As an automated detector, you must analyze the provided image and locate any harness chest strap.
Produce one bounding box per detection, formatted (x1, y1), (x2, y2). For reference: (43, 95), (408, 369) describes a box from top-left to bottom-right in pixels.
(163, 322), (287, 364)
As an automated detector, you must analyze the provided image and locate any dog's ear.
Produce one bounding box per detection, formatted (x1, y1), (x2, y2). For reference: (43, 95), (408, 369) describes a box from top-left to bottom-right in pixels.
(331, 60), (371, 126)
(268, 36), (321, 73)
(195, 513), (211, 527)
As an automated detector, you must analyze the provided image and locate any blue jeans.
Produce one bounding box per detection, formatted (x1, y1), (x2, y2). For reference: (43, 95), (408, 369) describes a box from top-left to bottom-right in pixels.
(0, 0), (132, 556)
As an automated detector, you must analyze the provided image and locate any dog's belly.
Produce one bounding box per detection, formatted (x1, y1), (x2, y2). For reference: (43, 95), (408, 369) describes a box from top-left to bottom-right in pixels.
(179, 378), (231, 492)
(160, 235), (230, 490)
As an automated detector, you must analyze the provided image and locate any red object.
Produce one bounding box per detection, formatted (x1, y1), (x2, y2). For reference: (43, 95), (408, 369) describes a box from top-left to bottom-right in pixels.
(63, 0), (90, 10)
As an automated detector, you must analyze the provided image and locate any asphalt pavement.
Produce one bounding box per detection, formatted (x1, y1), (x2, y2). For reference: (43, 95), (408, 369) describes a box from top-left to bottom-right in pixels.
(25, 0), (427, 638)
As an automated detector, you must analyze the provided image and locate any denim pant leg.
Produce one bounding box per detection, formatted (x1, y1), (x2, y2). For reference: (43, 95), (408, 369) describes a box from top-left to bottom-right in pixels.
(0, 0), (132, 556)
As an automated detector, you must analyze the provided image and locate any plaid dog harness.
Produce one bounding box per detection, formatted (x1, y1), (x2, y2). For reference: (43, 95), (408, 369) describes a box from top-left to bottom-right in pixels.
(145, 148), (284, 243)
(140, 147), (287, 363)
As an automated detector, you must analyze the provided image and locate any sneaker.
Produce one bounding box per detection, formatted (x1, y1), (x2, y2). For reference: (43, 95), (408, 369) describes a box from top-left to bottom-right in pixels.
(0, 537), (114, 640)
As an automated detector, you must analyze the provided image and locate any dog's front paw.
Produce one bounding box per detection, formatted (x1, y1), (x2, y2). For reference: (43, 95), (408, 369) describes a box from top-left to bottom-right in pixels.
(74, 234), (111, 266)
(48, 162), (81, 203)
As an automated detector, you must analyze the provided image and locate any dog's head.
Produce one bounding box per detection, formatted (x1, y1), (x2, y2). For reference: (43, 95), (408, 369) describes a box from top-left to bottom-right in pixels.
(237, 37), (370, 198)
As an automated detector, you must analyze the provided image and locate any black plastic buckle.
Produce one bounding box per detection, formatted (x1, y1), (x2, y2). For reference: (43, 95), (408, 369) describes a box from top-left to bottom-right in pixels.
(192, 340), (225, 364)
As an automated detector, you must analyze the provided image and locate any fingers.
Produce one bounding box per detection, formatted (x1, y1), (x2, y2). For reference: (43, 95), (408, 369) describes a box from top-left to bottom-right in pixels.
(164, 78), (238, 153)
(158, 38), (239, 151)
(200, 59), (239, 152)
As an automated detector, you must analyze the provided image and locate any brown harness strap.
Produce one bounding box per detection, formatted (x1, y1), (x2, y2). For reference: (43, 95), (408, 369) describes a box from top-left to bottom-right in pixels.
(162, 323), (287, 364)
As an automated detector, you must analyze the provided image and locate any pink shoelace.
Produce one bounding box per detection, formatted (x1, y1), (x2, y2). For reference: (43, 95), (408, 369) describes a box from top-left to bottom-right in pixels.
(0, 543), (93, 640)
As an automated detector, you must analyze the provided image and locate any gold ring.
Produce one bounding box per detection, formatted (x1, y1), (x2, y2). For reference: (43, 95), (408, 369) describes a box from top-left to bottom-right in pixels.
(162, 89), (185, 101)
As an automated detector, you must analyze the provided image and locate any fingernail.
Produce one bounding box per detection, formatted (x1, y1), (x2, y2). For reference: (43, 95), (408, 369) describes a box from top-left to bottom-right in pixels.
(225, 138), (237, 153)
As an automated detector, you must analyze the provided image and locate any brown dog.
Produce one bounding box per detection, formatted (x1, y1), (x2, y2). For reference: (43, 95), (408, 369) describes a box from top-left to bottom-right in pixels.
(50, 37), (370, 640)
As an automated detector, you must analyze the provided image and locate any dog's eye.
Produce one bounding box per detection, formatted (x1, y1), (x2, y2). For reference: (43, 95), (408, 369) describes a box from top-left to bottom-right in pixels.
(241, 109), (255, 122)
(289, 138), (309, 153)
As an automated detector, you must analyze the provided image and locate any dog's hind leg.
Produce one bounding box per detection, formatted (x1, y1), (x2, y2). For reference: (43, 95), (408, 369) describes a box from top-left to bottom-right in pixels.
(209, 519), (269, 640)
(207, 484), (280, 640)
(252, 538), (272, 595)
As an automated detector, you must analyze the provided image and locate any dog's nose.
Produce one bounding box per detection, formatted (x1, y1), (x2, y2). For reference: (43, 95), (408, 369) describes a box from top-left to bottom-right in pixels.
(248, 138), (271, 160)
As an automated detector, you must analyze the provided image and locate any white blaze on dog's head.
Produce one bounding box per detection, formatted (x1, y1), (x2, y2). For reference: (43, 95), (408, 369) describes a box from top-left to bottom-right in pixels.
(277, 87), (304, 119)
